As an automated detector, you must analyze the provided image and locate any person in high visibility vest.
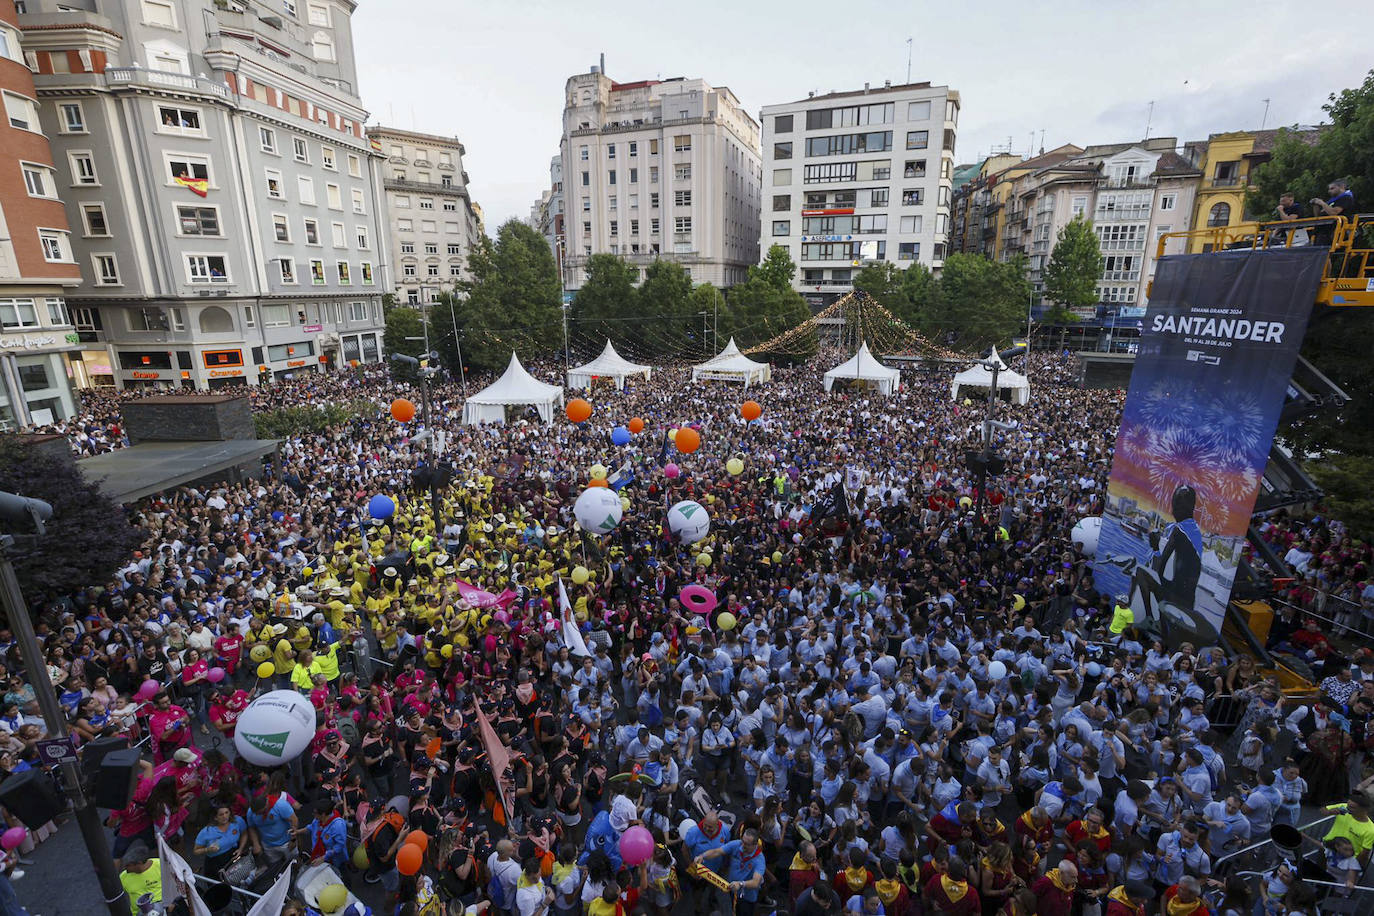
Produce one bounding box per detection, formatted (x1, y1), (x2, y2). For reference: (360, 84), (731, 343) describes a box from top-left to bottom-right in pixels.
(1109, 594), (1135, 635)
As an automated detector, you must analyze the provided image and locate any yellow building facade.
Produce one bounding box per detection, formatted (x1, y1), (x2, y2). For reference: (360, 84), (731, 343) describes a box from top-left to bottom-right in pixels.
(1183, 129), (1321, 253)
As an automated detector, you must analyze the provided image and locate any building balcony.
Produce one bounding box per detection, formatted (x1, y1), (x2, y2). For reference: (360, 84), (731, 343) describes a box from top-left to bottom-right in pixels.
(1209, 176), (1243, 188)
(385, 178), (469, 197)
(105, 67), (232, 102)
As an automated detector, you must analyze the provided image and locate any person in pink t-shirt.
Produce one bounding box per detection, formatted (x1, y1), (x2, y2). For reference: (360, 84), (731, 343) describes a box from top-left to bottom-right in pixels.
(147, 691), (192, 764)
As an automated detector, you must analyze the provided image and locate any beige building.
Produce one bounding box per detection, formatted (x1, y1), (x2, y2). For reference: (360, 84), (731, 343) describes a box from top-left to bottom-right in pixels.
(368, 126), (479, 304)
(759, 80), (960, 307)
(558, 64), (762, 290)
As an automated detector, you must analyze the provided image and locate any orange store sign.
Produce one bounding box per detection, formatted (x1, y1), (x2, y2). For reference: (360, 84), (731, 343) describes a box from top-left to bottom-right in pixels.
(209, 369), (244, 378)
(130, 371), (161, 379)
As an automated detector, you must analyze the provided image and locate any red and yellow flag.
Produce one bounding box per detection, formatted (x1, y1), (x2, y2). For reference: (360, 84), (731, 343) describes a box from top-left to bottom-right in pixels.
(174, 175), (209, 197)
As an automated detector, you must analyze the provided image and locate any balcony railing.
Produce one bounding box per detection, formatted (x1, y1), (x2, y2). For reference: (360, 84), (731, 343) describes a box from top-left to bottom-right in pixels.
(1210, 176), (1242, 187)
(385, 178), (468, 197)
(106, 67), (231, 101)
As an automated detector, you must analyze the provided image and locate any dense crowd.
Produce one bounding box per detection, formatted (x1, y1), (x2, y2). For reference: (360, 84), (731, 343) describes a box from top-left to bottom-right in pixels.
(3, 351), (1373, 916)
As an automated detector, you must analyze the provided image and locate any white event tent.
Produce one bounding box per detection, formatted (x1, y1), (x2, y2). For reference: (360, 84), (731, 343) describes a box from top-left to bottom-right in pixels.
(949, 350), (1031, 405)
(691, 338), (771, 387)
(462, 352), (564, 424)
(823, 341), (902, 395)
(566, 340), (652, 390)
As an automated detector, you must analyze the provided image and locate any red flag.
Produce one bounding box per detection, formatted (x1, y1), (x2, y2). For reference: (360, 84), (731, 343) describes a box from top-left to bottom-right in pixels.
(474, 704), (514, 822)
(174, 175), (209, 197)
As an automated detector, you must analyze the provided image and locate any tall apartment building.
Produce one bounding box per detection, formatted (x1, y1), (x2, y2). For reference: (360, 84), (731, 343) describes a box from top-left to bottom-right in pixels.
(526, 153), (562, 255)
(1005, 139), (1200, 313)
(759, 81), (959, 308)
(19, 0), (390, 390)
(558, 64), (762, 290)
(0, 0), (81, 428)
(368, 126), (479, 304)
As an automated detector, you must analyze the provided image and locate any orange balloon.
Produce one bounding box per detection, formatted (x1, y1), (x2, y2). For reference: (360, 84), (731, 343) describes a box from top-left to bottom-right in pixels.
(587, 478), (608, 488)
(628, 417), (645, 434)
(405, 830), (429, 852)
(396, 842), (423, 875)
(675, 427), (701, 454)
(390, 398), (416, 423)
(566, 399), (592, 423)
(741, 400), (762, 422)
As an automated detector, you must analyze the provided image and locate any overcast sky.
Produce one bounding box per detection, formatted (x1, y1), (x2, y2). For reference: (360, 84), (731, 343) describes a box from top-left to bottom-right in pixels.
(353, 0), (1367, 234)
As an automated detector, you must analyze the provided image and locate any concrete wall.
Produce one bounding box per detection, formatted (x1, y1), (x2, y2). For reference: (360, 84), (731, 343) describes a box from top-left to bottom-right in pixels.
(121, 394), (253, 443)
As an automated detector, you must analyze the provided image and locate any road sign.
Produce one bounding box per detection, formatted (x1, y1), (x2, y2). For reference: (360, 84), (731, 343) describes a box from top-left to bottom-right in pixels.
(36, 735), (77, 767)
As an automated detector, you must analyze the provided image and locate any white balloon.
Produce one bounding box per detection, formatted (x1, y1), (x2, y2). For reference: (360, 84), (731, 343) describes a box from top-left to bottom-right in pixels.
(667, 500), (711, 545)
(573, 487), (624, 535)
(233, 690), (317, 766)
(988, 661), (1008, 680)
(1072, 516), (1102, 557)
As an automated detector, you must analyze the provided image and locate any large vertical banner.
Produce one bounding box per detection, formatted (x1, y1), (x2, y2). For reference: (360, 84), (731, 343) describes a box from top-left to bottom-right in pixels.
(1093, 247), (1328, 644)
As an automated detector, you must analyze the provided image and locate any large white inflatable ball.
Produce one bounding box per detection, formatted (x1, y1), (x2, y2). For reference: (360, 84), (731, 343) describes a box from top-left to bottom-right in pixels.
(667, 500), (711, 545)
(233, 690), (317, 766)
(573, 487), (624, 535)
(1072, 516), (1102, 557)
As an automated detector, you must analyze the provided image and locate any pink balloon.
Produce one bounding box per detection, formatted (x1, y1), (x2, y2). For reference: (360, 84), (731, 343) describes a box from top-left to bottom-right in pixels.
(494, 610), (510, 625)
(207, 667), (226, 684)
(619, 824), (655, 866)
(136, 679), (160, 700)
(664, 463), (680, 479)
(1, 827), (25, 851)
(679, 584), (718, 616)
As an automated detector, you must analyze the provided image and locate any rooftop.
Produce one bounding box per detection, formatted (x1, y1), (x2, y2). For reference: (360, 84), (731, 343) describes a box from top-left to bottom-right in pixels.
(81, 439), (279, 503)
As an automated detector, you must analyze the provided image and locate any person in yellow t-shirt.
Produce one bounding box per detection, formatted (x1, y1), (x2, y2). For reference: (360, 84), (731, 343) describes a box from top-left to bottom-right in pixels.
(118, 844), (161, 914)
(1325, 795), (1374, 861)
(1109, 594), (1135, 636)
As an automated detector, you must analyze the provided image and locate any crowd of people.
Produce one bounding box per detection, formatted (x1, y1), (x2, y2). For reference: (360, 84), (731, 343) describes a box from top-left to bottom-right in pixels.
(3, 350), (1372, 916)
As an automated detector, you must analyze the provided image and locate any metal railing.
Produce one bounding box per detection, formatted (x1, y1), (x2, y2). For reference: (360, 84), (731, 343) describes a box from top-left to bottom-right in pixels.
(105, 67), (231, 101)
(1214, 813), (1334, 868)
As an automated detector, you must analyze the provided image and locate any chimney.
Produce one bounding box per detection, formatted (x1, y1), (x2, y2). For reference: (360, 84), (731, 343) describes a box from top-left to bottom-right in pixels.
(884, 79), (891, 88)
(600, 52), (606, 77)
(808, 91), (815, 98)
(864, 82), (870, 93)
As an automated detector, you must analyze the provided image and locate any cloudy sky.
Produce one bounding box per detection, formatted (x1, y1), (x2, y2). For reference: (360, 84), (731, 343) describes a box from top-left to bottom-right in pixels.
(353, 0), (1367, 234)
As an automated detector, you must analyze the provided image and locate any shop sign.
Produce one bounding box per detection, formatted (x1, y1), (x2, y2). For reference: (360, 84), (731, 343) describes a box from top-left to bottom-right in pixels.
(286, 359), (306, 367)
(303, 324), (323, 333)
(0, 334), (56, 350)
(209, 369), (244, 378)
(130, 371), (161, 379)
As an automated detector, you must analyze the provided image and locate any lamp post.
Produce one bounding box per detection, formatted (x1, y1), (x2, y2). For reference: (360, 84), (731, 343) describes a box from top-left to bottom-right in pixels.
(0, 493), (127, 916)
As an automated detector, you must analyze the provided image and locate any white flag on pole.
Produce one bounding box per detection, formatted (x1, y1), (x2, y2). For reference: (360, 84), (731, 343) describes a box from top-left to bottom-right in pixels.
(246, 862), (293, 916)
(156, 833), (212, 916)
(559, 578), (591, 657)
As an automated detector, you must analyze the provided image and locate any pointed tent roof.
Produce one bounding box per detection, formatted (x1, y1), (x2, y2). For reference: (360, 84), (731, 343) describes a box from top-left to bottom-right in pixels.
(568, 340), (652, 379)
(692, 337), (771, 386)
(950, 348), (1030, 405)
(823, 341), (902, 394)
(471, 352), (563, 403)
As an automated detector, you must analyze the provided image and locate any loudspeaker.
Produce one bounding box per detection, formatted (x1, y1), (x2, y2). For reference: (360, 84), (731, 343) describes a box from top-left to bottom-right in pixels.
(0, 769), (63, 829)
(93, 748), (142, 811)
(81, 736), (130, 781)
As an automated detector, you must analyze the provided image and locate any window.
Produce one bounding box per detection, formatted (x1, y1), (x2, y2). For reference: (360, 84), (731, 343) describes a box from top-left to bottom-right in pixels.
(38, 229), (71, 262)
(21, 163), (55, 198)
(424, 242), (438, 255)
(674, 217), (692, 233)
(608, 170), (616, 185)
(16, 361), (49, 393)
(773, 194), (790, 212)
(348, 301), (368, 321)
(774, 114), (793, 134)
(450, 263), (462, 277)
(361, 262), (374, 285)
(272, 214), (290, 242)
(92, 254), (120, 284)
(1207, 203), (1231, 227)
(805, 132), (892, 157)
(398, 218), (413, 232)
(772, 169), (791, 187)
(607, 144), (616, 159)
(394, 195), (411, 209)
(357, 226), (369, 249)
(304, 218), (319, 244)
(630, 219), (639, 234)
(901, 188), (924, 206)
(81, 204), (109, 237)
(0, 299), (38, 329)
(627, 141), (637, 157)
(907, 100), (931, 121)
(259, 126), (277, 153)
(580, 171), (589, 187)
(262, 304), (291, 328)
(579, 146), (589, 161)
(311, 31), (334, 61)
(1071, 196), (1087, 218)
(46, 298), (70, 326)
(1159, 193), (1177, 211)
(307, 1), (330, 25)
(609, 220), (618, 236)
(198, 306), (233, 333)
(310, 259), (325, 285)
(418, 198), (433, 210)
(674, 190), (692, 206)
(905, 130), (928, 150)
(673, 135), (691, 152)
(629, 168), (638, 183)
(293, 137), (309, 163)
(773, 142), (792, 161)
(167, 155), (209, 184)
(321, 147), (336, 170)
(899, 215), (922, 234)
(69, 152), (97, 185)
(803, 162), (858, 184)
(427, 265), (439, 277)
(400, 242), (415, 254)
(904, 160), (926, 178)
(674, 164), (692, 181)
(420, 220), (436, 232)
(141, 0), (175, 27)
(326, 183), (342, 209)
(347, 154), (362, 178)
(772, 221), (790, 236)
(278, 259), (295, 283)
(650, 192), (660, 208)
(59, 102), (86, 133)
(898, 242), (919, 261)
(447, 243), (461, 256)
(298, 176), (315, 205)
(157, 106), (202, 135)
(187, 254), (227, 283)
(650, 218), (660, 234)
(442, 200), (456, 211)
(337, 261), (351, 284)
(3, 91), (37, 131)
(403, 263), (417, 277)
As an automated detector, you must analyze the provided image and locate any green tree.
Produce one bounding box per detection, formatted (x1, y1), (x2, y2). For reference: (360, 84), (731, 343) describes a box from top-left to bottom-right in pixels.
(635, 260), (697, 357)
(0, 438), (141, 600)
(383, 307), (427, 381)
(919, 253), (1031, 350)
(720, 276), (815, 358)
(1311, 454), (1374, 541)
(451, 221), (562, 372)
(1043, 216), (1103, 311)
(754, 244), (798, 291)
(571, 253), (639, 352)
(852, 262), (904, 310)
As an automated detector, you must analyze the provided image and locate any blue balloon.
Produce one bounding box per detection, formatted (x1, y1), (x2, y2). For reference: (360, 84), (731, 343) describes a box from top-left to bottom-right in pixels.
(271, 511), (285, 522)
(611, 426), (631, 446)
(368, 494), (395, 520)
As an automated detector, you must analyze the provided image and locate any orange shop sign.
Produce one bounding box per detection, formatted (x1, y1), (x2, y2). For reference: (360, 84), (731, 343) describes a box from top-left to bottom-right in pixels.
(130, 371), (161, 379)
(286, 359), (306, 367)
(209, 369), (244, 378)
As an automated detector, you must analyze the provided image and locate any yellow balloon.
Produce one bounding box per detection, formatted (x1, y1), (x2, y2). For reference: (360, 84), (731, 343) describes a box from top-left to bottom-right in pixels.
(441, 643), (454, 658)
(726, 457), (745, 476)
(571, 565), (590, 585)
(620, 497), (631, 512)
(352, 845), (370, 870)
(696, 553), (711, 568)
(249, 644), (271, 663)
(959, 496), (973, 509)
(1013, 594), (1026, 611)
(302, 566), (313, 577)
(589, 463), (608, 480)
(963, 398), (972, 406)
(256, 661), (275, 679)
(717, 612), (737, 631)
(317, 884), (348, 914)
(772, 551), (783, 563)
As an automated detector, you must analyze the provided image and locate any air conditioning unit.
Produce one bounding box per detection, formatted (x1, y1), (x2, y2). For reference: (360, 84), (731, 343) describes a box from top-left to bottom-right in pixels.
(215, 290), (228, 297)
(197, 290), (211, 297)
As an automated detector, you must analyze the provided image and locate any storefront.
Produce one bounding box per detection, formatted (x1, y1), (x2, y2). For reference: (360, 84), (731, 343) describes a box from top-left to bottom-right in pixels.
(0, 330), (82, 430)
(69, 349), (116, 389)
(340, 332), (380, 366)
(114, 350), (180, 392)
(201, 348), (247, 390)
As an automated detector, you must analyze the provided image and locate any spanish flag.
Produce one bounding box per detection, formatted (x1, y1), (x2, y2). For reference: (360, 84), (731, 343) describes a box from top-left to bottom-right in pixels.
(174, 174), (209, 197)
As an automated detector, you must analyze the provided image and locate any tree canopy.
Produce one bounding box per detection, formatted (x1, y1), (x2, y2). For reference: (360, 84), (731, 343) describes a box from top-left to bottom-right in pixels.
(719, 246), (815, 358)
(1042, 216), (1103, 312)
